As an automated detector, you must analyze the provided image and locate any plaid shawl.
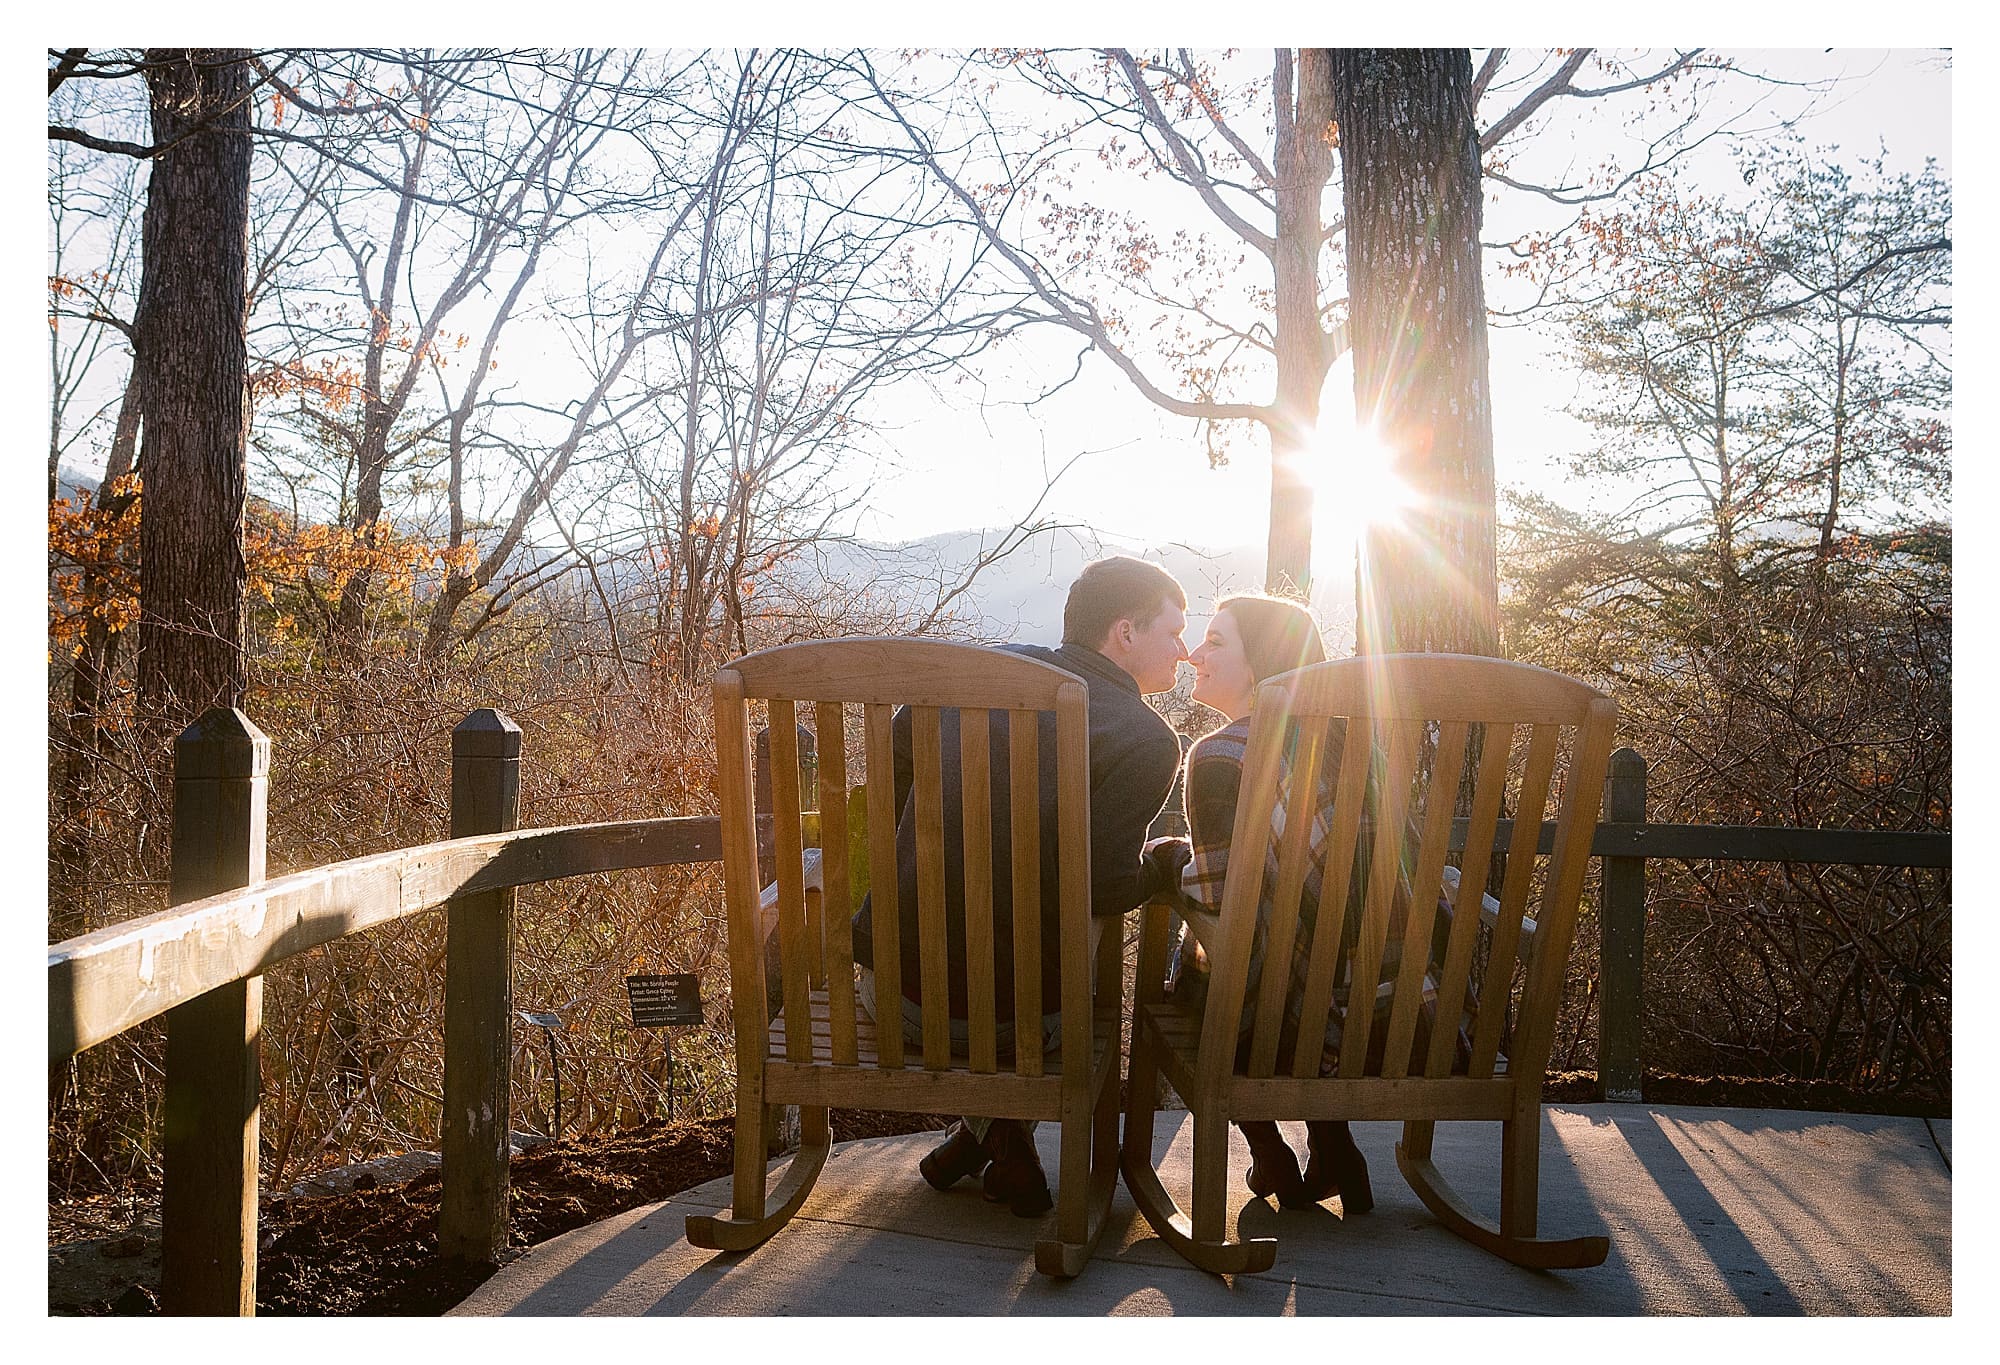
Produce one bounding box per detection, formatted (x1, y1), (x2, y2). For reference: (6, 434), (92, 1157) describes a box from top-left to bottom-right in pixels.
(1176, 716), (1466, 1077)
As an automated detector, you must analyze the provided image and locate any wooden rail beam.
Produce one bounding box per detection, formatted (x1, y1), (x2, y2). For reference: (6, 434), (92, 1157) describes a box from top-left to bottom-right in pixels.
(1586, 822), (1951, 868)
(1446, 818), (1950, 868)
(48, 814), (762, 1060)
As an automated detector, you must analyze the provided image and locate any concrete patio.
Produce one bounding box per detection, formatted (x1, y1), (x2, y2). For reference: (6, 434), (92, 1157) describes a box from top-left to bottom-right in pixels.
(451, 1103), (1950, 1316)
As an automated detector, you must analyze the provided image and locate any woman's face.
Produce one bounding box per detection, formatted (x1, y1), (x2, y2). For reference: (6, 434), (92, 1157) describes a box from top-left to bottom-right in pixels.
(1189, 608), (1256, 720)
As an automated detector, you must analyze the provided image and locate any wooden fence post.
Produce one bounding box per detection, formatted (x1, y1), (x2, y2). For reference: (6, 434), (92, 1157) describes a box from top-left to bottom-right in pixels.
(440, 708), (521, 1263)
(160, 708), (269, 1316)
(1598, 747), (1648, 1102)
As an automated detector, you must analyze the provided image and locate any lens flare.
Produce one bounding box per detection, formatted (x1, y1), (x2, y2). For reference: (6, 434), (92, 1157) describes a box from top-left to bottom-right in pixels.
(1301, 423), (1420, 552)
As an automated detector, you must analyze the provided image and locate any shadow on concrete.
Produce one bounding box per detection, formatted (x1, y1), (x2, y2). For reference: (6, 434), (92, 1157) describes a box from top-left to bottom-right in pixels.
(452, 1107), (1950, 1317)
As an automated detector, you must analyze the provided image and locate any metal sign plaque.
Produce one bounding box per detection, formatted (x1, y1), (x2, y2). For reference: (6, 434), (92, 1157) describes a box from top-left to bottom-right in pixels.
(625, 973), (702, 1028)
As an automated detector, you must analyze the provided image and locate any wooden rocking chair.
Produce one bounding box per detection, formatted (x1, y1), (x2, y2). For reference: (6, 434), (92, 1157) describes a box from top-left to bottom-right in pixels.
(1121, 653), (1617, 1274)
(685, 638), (1124, 1277)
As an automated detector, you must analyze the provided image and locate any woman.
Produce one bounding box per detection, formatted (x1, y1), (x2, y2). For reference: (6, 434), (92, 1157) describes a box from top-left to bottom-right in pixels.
(1176, 594), (1374, 1212)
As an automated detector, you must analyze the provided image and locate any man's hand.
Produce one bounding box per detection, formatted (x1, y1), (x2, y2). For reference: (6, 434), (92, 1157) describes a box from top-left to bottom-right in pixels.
(1138, 836), (1192, 901)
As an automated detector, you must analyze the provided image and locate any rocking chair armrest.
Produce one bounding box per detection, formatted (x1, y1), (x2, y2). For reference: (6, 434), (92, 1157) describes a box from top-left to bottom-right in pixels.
(1133, 891), (1188, 1005)
(757, 845), (825, 939)
(1440, 864), (1535, 962)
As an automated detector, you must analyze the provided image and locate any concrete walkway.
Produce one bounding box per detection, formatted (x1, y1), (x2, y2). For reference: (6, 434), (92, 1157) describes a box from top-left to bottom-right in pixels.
(452, 1104), (1951, 1316)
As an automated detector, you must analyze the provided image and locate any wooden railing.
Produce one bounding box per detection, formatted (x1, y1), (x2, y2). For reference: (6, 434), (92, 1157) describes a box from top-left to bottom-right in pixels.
(1480, 749), (1950, 1101)
(47, 717), (1950, 1315)
(47, 707), (753, 1315)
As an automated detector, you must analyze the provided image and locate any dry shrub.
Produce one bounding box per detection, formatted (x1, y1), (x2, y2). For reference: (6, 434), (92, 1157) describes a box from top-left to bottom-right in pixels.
(49, 552), (995, 1199)
(1507, 542), (1951, 1105)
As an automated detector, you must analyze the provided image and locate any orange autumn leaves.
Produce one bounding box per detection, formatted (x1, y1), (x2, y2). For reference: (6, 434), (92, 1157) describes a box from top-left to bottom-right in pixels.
(244, 515), (479, 644)
(49, 476), (479, 656)
(47, 474), (142, 655)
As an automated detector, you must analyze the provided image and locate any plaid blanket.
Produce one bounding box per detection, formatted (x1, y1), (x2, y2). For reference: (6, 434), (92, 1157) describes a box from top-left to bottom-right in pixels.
(1175, 715), (1469, 1077)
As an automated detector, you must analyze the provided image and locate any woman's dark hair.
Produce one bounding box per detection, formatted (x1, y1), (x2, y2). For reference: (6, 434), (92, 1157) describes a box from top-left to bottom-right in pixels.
(1215, 593), (1326, 684)
(1062, 556), (1186, 648)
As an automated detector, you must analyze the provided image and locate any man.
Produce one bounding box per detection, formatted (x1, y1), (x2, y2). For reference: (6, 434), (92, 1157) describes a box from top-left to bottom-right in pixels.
(851, 556), (1194, 1214)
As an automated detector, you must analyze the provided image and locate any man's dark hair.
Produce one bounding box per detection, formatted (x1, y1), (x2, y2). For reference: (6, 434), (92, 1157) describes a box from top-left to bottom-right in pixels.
(1062, 556), (1186, 648)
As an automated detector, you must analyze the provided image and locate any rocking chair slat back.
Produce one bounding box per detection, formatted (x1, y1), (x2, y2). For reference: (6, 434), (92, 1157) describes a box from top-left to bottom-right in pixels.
(814, 701), (859, 1066)
(1009, 713), (1044, 1078)
(910, 704), (952, 1070)
(691, 637), (1121, 1276)
(768, 705), (813, 1059)
(1196, 657), (1613, 1096)
(1121, 652), (1618, 1274)
(862, 701), (904, 1070)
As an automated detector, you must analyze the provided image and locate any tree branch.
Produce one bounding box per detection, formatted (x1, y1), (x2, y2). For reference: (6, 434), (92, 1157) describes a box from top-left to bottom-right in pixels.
(1478, 49), (1592, 151)
(48, 48), (89, 96)
(46, 124), (163, 159)
(1175, 47), (1276, 188)
(1111, 49), (1276, 258)
(860, 61), (1270, 430)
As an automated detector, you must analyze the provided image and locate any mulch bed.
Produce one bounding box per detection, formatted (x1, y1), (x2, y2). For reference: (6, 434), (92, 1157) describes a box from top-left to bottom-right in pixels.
(1539, 1070), (1949, 1119)
(50, 1107), (950, 1317)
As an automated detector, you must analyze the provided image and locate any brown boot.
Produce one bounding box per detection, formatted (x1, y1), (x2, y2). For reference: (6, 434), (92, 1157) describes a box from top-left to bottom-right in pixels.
(1238, 1121), (1306, 1207)
(979, 1119), (1054, 1217)
(1302, 1120), (1373, 1213)
(918, 1120), (991, 1191)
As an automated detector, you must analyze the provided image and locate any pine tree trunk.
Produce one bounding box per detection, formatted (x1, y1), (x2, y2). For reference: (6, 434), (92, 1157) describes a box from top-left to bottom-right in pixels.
(1329, 49), (1500, 657)
(134, 48), (253, 726)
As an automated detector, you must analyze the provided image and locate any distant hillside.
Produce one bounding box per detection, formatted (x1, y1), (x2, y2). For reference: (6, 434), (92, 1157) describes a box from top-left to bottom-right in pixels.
(837, 526), (1359, 649)
(53, 464), (100, 504)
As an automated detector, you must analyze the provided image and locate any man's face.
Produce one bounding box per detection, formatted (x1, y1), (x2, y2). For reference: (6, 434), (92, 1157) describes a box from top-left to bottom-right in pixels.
(1104, 597), (1189, 694)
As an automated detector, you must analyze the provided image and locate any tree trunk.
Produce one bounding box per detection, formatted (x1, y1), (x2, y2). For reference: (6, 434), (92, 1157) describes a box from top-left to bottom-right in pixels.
(1329, 49), (1499, 657)
(134, 48), (253, 727)
(1812, 333), (1853, 609)
(1265, 48), (1337, 597)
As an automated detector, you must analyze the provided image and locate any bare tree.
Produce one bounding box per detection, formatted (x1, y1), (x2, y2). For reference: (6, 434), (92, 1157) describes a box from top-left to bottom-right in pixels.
(47, 96), (152, 921)
(643, 53), (1031, 673)
(234, 50), (653, 645)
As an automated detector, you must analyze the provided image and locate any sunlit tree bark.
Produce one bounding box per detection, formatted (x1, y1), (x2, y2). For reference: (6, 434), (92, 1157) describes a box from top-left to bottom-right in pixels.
(1330, 48), (1500, 657)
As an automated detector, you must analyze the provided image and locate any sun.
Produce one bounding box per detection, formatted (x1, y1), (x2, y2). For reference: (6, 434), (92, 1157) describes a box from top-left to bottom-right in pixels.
(1301, 423), (1419, 553)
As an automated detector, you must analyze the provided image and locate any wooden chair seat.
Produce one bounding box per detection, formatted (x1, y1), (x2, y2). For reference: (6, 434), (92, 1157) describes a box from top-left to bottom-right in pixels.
(765, 990), (1122, 1115)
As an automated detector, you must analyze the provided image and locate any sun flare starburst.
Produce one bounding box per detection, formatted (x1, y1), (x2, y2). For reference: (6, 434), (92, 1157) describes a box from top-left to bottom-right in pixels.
(1301, 423), (1419, 552)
